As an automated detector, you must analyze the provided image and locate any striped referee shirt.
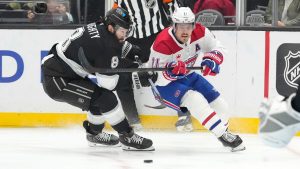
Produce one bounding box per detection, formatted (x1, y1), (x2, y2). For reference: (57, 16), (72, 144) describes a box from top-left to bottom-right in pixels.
(114, 0), (178, 39)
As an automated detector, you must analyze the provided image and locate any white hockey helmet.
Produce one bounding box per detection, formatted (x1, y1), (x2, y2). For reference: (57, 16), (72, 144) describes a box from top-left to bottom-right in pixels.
(172, 7), (195, 24)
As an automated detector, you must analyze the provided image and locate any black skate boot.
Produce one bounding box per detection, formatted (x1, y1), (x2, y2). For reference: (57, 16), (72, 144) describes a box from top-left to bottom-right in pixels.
(83, 120), (120, 147)
(218, 130), (246, 152)
(119, 129), (155, 151)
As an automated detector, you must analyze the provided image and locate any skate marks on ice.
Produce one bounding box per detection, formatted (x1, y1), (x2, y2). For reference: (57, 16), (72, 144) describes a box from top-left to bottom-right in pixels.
(0, 128), (300, 169)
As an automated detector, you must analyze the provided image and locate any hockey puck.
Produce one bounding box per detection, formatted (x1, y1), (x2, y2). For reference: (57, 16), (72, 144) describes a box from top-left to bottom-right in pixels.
(144, 160), (153, 163)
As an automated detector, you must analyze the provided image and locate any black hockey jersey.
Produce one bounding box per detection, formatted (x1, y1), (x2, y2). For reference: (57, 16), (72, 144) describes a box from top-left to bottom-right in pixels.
(42, 22), (136, 78)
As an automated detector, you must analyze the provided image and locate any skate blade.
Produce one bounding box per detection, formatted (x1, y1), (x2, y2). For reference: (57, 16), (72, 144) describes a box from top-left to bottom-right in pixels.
(230, 144), (246, 152)
(176, 124), (193, 132)
(122, 145), (155, 151)
(88, 142), (121, 147)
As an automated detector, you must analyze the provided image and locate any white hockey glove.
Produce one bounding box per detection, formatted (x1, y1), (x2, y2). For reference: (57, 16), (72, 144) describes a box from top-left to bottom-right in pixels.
(87, 73), (119, 91)
(259, 94), (300, 148)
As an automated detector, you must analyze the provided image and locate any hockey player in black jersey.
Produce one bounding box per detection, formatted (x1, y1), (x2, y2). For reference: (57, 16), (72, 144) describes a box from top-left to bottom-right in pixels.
(41, 7), (154, 151)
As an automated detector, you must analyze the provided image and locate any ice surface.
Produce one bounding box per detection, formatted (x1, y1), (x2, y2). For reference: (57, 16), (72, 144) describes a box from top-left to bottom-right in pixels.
(0, 127), (299, 169)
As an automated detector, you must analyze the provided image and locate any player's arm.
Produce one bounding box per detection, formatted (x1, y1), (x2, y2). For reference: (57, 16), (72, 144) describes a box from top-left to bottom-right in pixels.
(77, 45), (120, 91)
(199, 25), (226, 76)
(146, 42), (188, 84)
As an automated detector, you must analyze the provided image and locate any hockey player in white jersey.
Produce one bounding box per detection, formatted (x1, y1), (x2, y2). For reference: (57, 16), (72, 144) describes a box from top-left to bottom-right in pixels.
(138, 7), (245, 152)
(259, 86), (300, 147)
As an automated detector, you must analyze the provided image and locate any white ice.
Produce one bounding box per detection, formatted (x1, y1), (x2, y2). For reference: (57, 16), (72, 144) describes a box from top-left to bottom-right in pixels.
(0, 127), (299, 169)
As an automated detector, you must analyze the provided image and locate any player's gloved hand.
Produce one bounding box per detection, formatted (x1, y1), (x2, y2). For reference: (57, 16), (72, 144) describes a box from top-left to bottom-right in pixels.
(121, 41), (143, 62)
(87, 73), (119, 90)
(201, 50), (223, 76)
(137, 71), (158, 87)
(164, 61), (187, 80)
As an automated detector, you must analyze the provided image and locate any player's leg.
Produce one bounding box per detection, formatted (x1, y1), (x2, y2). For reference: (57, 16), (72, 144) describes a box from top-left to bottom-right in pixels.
(155, 82), (193, 131)
(90, 89), (153, 151)
(42, 76), (154, 151)
(42, 76), (120, 146)
(84, 88), (122, 147)
(209, 97), (230, 127)
(180, 90), (245, 152)
(259, 93), (300, 148)
(156, 82), (190, 111)
(175, 108), (193, 132)
(192, 73), (229, 126)
(116, 73), (142, 131)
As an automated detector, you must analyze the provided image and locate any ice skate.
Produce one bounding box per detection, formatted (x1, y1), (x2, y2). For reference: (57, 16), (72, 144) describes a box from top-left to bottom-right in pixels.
(175, 115), (193, 132)
(83, 120), (120, 147)
(119, 129), (155, 151)
(130, 122), (143, 132)
(218, 130), (245, 152)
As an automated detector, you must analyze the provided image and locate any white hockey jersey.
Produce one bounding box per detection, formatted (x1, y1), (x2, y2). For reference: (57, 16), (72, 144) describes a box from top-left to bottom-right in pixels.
(147, 23), (226, 86)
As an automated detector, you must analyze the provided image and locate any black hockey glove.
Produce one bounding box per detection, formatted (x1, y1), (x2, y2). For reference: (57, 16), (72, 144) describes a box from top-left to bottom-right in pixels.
(121, 41), (143, 62)
(137, 71), (158, 87)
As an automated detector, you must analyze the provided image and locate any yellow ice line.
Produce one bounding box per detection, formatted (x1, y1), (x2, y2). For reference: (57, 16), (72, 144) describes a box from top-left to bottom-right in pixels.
(0, 112), (299, 135)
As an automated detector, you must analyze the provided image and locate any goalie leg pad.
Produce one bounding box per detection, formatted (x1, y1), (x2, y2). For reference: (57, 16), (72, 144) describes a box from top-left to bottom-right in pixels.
(259, 94), (300, 148)
(181, 90), (227, 137)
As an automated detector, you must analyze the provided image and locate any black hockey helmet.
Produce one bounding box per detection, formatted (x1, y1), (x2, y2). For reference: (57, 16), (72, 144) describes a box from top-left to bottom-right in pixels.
(105, 7), (132, 29)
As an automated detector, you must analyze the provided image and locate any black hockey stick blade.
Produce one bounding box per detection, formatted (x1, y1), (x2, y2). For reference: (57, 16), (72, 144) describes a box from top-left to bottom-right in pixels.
(78, 47), (203, 73)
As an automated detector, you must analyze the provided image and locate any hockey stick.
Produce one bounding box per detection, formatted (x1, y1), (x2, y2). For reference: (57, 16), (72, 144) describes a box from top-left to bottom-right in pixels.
(132, 56), (183, 112)
(131, 56), (167, 110)
(146, 74), (187, 112)
(78, 47), (203, 73)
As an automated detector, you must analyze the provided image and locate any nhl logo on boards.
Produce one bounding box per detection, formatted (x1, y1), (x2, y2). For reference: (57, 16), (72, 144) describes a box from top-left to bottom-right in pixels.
(284, 51), (300, 89)
(276, 43), (300, 96)
(144, 0), (156, 8)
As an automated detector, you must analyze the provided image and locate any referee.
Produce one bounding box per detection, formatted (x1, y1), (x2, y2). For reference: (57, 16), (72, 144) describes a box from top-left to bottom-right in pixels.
(113, 0), (178, 62)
